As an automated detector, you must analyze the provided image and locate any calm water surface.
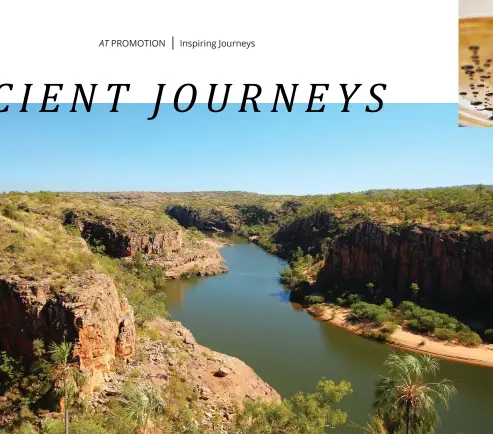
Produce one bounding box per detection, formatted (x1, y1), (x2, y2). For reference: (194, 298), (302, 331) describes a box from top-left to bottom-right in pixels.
(163, 238), (493, 434)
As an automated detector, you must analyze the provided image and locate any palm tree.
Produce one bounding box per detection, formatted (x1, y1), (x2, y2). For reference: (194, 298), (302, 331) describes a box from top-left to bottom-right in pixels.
(373, 353), (456, 434)
(34, 341), (83, 434)
(120, 382), (164, 434)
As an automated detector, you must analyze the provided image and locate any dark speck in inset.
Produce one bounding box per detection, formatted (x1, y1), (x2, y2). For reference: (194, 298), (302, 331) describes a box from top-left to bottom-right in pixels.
(486, 93), (493, 96)
(459, 92), (467, 95)
(488, 116), (493, 120)
(462, 65), (474, 69)
(478, 84), (485, 87)
(473, 92), (479, 95)
(481, 76), (491, 79)
(471, 101), (483, 106)
(484, 108), (493, 111)
(477, 69), (484, 73)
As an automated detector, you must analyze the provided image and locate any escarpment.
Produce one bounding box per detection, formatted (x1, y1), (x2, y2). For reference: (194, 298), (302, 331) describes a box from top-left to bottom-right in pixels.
(274, 210), (339, 257)
(166, 205), (238, 232)
(63, 208), (227, 278)
(64, 210), (182, 257)
(0, 270), (136, 389)
(316, 222), (493, 303)
(166, 203), (277, 233)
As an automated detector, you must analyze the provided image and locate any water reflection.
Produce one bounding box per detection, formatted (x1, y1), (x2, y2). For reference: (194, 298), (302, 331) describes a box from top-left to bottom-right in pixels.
(268, 289), (291, 303)
(162, 276), (202, 308)
(289, 301), (305, 312)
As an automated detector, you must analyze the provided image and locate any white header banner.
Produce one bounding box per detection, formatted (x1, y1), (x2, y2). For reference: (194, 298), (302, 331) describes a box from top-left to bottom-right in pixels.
(0, 0), (456, 104)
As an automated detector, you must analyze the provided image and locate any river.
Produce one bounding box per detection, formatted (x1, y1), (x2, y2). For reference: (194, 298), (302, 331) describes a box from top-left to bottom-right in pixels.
(163, 237), (493, 433)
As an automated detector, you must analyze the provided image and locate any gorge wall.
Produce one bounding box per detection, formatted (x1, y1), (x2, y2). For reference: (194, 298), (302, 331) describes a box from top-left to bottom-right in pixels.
(316, 222), (493, 303)
(0, 270), (136, 390)
(166, 205), (238, 232)
(165, 204), (277, 233)
(64, 211), (182, 257)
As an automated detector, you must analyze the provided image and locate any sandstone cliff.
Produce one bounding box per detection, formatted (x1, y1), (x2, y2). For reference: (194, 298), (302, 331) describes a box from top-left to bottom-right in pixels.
(166, 205), (238, 232)
(63, 209), (227, 279)
(151, 241), (228, 278)
(64, 210), (182, 257)
(0, 271), (135, 394)
(316, 222), (493, 304)
(166, 203), (277, 233)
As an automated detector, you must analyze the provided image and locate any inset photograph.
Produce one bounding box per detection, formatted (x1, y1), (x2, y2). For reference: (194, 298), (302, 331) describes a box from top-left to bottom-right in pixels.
(459, 1), (493, 126)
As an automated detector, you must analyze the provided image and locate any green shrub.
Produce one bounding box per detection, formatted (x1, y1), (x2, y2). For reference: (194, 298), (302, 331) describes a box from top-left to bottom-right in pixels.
(434, 328), (456, 341)
(484, 329), (493, 343)
(457, 330), (482, 347)
(382, 322), (398, 334)
(399, 301), (461, 334)
(0, 351), (22, 388)
(334, 291), (360, 307)
(382, 298), (394, 310)
(279, 264), (307, 287)
(2, 204), (21, 220)
(311, 304), (327, 316)
(42, 418), (110, 434)
(349, 302), (390, 325)
(347, 293), (361, 305)
(65, 224), (81, 237)
(304, 295), (325, 305)
(362, 329), (391, 342)
(303, 254), (314, 266)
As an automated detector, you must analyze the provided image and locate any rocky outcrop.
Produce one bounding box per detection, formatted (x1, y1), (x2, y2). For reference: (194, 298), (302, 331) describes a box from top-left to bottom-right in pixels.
(317, 222), (493, 301)
(91, 319), (280, 428)
(274, 210), (339, 257)
(166, 204), (277, 233)
(0, 270), (136, 391)
(150, 240), (228, 278)
(64, 211), (182, 257)
(166, 205), (237, 232)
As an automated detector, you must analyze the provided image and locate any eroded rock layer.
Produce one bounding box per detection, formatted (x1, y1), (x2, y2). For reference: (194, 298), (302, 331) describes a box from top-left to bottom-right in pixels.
(0, 270), (136, 389)
(317, 222), (493, 300)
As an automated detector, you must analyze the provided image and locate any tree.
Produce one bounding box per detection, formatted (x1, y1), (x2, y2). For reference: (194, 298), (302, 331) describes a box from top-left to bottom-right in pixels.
(410, 283), (420, 303)
(373, 353), (457, 434)
(120, 383), (164, 434)
(237, 378), (352, 434)
(34, 342), (83, 434)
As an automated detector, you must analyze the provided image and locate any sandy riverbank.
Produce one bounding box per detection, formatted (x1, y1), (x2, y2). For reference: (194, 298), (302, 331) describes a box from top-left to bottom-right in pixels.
(307, 306), (493, 369)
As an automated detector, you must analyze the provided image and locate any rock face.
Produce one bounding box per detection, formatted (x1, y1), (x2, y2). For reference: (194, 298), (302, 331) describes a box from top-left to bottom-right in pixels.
(153, 244), (228, 279)
(64, 211), (182, 257)
(317, 222), (493, 301)
(274, 210), (338, 257)
(91, 319), (280, 429)
(150, 319), (280, 406)
(166, 204), (277, 233)
(166, 205), (237, 232)
(0, 270), (136, 390)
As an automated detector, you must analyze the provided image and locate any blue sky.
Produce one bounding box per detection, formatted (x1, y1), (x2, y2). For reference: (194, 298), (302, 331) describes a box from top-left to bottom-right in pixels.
(0, 103), (490, 194)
